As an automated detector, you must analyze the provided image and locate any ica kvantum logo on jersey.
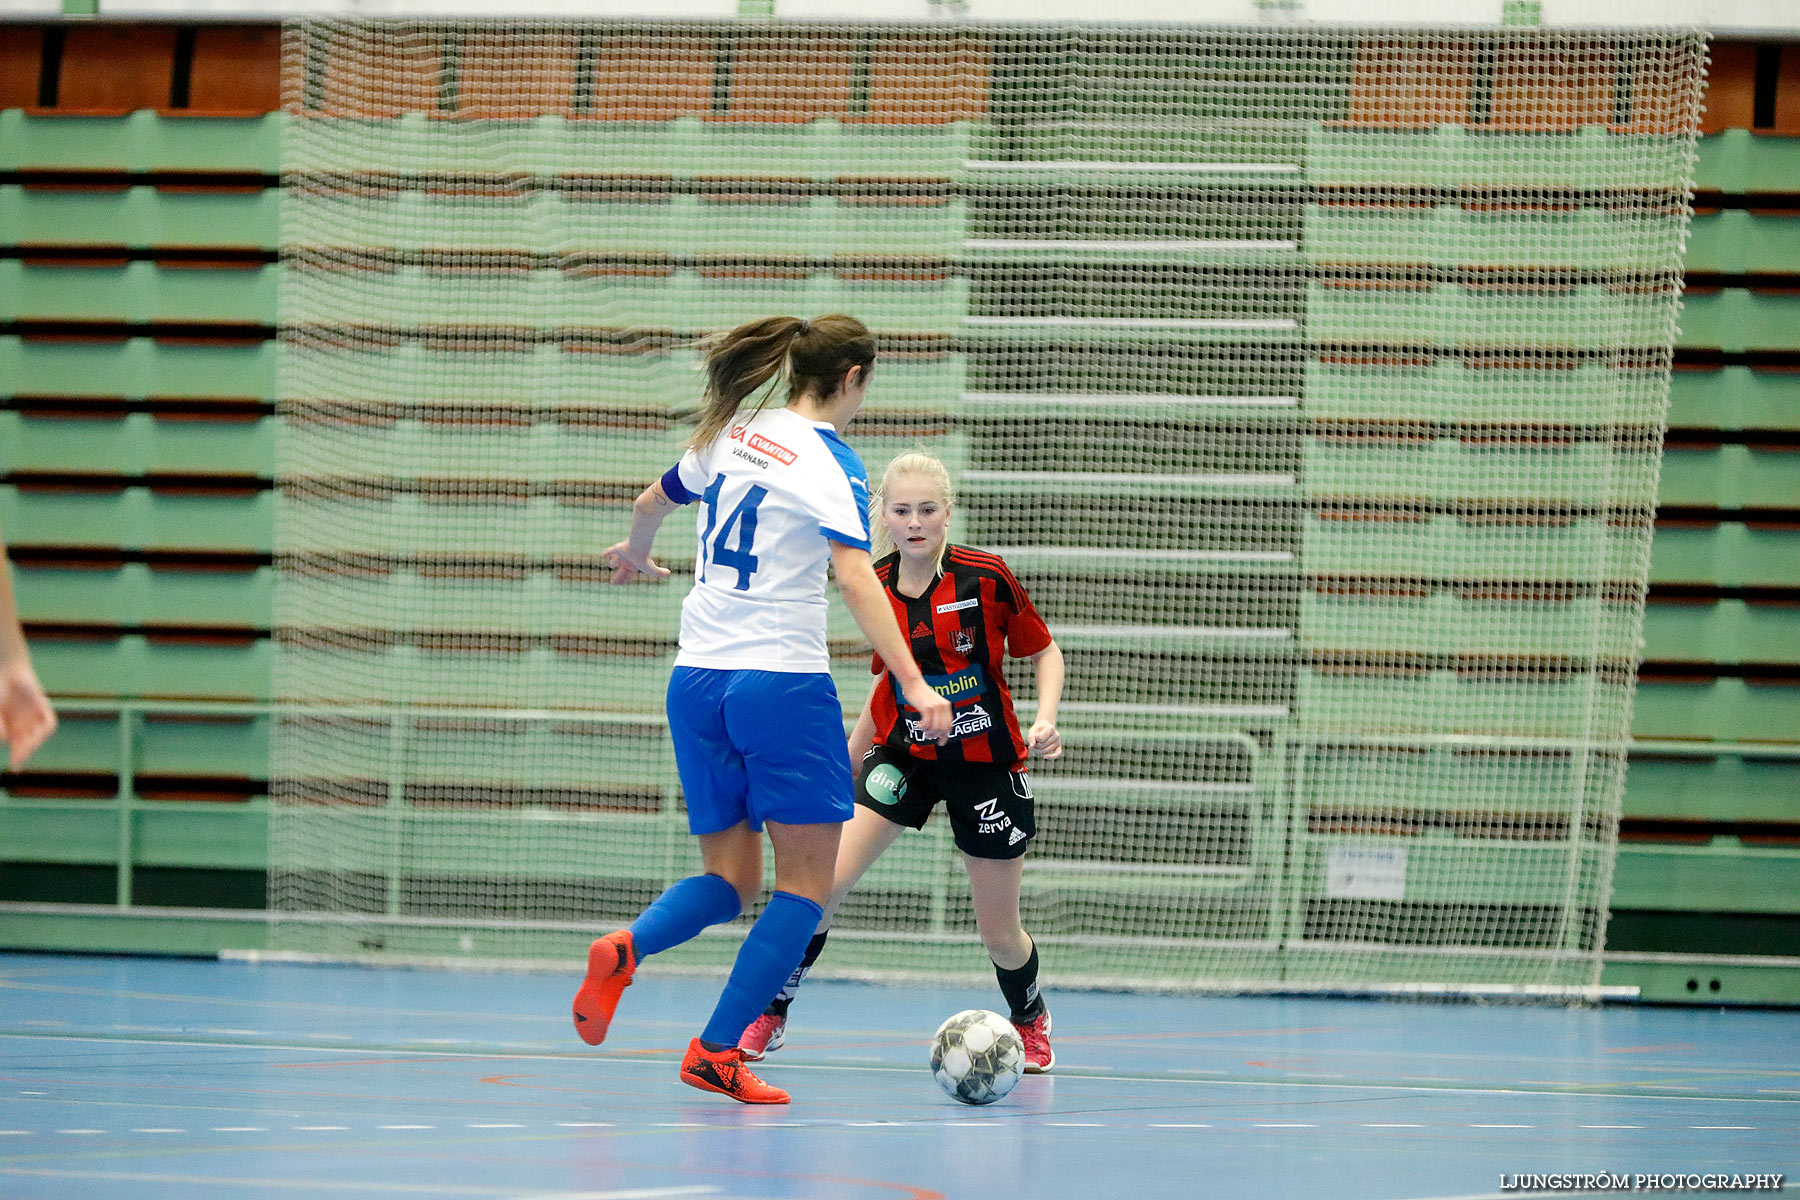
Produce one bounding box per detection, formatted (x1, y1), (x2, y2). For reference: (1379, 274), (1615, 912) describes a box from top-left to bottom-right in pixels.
(725, 424), (797, 466)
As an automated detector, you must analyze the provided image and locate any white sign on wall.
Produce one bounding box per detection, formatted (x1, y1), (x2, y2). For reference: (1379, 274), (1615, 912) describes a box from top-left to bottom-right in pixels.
(1325, 845), (1409, 902)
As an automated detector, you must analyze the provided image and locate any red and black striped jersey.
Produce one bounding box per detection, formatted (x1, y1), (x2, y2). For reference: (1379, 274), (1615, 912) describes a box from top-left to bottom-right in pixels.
(867, 544), (1054, 765)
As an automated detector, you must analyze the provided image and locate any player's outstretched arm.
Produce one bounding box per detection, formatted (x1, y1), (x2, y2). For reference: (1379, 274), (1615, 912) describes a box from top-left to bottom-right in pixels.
(829, 542), (951, 742)
(0, 532), (56, 771)
(603, 479), (679, 584)
(1025, 640), (1064, 760)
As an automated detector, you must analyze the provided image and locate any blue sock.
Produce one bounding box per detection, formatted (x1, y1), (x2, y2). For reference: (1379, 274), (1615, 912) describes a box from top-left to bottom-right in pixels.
(700, 890), (824, 1047)
(628, 874), (743, 960)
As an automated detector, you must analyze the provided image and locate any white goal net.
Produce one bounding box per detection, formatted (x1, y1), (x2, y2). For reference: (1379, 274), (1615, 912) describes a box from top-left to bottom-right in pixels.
(269, 16), (1704, 995)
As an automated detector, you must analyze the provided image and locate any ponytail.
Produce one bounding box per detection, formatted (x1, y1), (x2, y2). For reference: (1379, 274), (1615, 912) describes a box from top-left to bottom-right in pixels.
(689, 313), (877, 451)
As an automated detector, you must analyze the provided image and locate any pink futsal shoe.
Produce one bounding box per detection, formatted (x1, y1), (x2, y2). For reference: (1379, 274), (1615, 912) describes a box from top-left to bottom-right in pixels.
(572, 929), (636, 1046)
(738, 1011), (787, 1061)
(1012, 1009), (1055, 1074)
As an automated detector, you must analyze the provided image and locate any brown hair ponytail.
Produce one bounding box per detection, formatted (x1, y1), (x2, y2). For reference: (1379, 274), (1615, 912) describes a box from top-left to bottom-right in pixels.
(689, 313), (876, 451)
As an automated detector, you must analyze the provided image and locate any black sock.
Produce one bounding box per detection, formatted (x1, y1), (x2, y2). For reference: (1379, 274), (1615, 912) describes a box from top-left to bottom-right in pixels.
(765, 930), (829, 1018)
(994, 940), (1045, 1022)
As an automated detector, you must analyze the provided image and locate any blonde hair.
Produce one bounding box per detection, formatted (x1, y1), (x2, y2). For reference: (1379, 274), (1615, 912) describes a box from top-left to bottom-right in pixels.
(688, 313), (877, 451)
(870, 451), (955, 573)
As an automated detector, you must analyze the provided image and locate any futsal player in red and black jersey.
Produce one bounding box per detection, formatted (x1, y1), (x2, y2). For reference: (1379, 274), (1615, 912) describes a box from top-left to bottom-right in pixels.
(738, 451), (1067, 1073)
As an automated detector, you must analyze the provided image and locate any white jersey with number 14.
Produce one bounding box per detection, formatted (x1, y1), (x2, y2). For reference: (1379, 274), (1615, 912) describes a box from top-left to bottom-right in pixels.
(658, 407), (871, 673)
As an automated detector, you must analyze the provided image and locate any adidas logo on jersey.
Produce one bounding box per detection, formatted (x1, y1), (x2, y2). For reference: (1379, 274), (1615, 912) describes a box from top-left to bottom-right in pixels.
(911, 621), (933, 640)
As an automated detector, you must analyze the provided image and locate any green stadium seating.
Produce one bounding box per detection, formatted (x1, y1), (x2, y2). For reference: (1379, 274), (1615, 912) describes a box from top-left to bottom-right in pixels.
(1623, 751), (1800, 823)
(0, 337), (276, 398)
(1658, 445), (1800, 508)
(0, 412), (274, 476)
(0, 184), (278, 250)
(284, 114), (969, 182)
(1613, 844), (1800, 915)
(289, 190), (966, 260)
(0, 110), (282, 173)
(1297, 668), (1635, 739)
(28, 709), (269, 783)
(30, 634), (270, 701)
(0, 260), (274, 324)
(1632, 678), (1800, 743)
(1667, 367), (1800, 431)
(1308, 125), (1691, 191)
(1307, 281), (1675, 349)
(1691, 129), (1800, 194)
(1303, 591), (1639, 659)
(1304, 514), (1643, 581)
(1684, 210), (1800, 274)
(12, 563), (271, 629)
(1677, 289), (1800, 352)
(1642, 600), (1800, 665)
(1306, 361), (1648, 424)
(0, 485), (273, 553)
(1649, 523), (1800, 588)
(1305, 204), (1682, 271)
(1304, 440), (1658, 506)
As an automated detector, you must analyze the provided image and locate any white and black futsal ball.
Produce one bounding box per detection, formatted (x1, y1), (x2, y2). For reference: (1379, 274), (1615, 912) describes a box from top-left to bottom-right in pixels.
(929, 1008), (1024, 1105)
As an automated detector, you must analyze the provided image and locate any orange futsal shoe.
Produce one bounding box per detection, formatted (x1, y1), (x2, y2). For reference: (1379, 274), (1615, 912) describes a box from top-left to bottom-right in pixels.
(571, 930), (636, 1046)
(679, 1038), (791, 1105)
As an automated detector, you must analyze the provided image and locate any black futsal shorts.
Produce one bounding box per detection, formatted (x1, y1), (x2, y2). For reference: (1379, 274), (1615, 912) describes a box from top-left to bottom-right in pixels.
(854, 745), (1037, 860)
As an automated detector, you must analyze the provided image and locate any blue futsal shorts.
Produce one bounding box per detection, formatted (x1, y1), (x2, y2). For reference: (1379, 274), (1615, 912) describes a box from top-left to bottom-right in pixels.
(666, 666), (856, 836)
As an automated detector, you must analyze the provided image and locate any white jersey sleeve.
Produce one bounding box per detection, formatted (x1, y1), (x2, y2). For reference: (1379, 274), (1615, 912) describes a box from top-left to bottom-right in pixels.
(796, 427), (872, 551)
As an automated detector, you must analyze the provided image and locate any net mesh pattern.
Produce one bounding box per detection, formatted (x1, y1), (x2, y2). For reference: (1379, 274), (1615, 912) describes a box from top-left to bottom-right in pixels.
(270, 20), (1705, 994)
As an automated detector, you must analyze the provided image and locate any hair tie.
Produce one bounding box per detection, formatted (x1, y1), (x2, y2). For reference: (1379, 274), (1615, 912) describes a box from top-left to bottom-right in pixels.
(796, 319), (810, 336)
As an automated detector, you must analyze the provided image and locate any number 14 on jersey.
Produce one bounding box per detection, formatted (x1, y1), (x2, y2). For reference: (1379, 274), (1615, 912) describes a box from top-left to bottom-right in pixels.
(697, 476), (767, 591)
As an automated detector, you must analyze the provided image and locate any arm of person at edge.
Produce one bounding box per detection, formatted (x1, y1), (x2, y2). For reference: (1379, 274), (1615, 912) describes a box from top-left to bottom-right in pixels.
(1023, 640), (1064, 760)
(830, 541), (952, 746)
(0, 530), (57, 771)
(602, 479), (679, 584)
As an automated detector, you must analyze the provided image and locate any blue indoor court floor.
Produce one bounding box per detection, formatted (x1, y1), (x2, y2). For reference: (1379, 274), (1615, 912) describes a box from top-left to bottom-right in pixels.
(0, 950), (1795, 1200)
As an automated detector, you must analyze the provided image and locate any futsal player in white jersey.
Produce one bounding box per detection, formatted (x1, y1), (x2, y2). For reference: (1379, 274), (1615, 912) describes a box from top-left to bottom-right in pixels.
(575, 314), (952, 1104)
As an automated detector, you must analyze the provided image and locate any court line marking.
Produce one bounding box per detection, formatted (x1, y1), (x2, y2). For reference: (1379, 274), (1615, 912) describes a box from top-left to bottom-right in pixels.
(5, 1030), (1798, 1107)
(0, 1120), (1775, 1137)
(0, 1170), (719, 1198)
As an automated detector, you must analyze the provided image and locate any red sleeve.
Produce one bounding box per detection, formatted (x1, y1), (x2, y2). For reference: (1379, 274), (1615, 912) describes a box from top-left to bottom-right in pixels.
(997, 558), (1052, 658)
